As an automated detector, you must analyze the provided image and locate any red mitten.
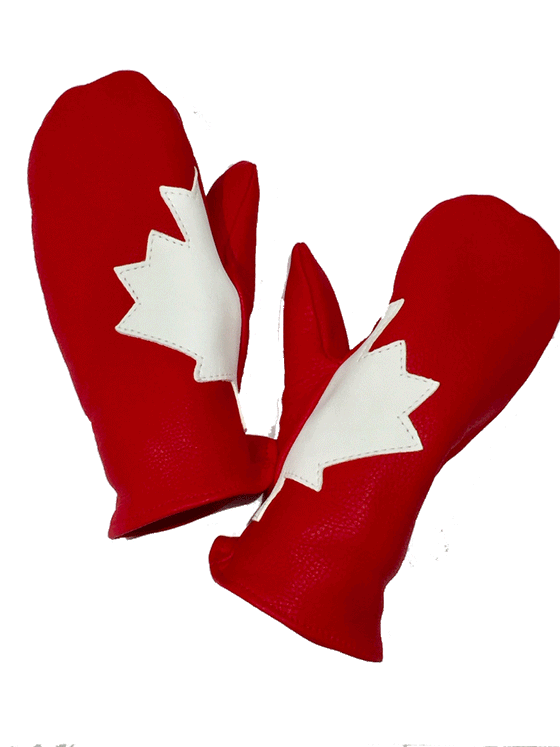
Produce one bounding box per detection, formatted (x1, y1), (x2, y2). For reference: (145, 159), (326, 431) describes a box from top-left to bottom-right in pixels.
(29, 71), (275, 538)
(210, 195), (559, 661)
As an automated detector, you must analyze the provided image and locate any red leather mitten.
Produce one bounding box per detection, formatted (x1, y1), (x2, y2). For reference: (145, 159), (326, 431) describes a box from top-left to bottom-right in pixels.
(29, 71), (275, 538)
(210, 195), (559, 661)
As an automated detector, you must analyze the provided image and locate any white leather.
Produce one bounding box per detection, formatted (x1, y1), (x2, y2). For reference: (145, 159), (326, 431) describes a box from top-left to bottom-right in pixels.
(253, 299), (439, 521)
(114, 169), (242, 384)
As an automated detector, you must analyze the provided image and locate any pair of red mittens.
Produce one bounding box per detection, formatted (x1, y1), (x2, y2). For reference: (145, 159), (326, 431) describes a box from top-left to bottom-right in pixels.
(29, 71), (275, 538)
(211, 196), (559, 661)
(30, 71), (559, 661)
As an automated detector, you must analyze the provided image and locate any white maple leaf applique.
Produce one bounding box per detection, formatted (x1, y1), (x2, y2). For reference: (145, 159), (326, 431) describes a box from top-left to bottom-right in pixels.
(114, 169), (242, 386)
(253, 299), (440, 521)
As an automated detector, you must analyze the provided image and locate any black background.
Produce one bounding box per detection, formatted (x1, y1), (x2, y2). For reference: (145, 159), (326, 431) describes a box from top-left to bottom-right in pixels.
(19, 59), (560, 741)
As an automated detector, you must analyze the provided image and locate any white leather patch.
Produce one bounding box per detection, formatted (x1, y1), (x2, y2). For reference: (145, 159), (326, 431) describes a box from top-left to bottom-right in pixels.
(114, 170), (242, 384)
(253, 299), (439, 521)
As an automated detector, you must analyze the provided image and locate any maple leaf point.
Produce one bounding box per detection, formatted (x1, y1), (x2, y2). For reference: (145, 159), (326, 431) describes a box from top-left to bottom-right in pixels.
(114, 169), (241, 385)
(254, 299), (440, 521)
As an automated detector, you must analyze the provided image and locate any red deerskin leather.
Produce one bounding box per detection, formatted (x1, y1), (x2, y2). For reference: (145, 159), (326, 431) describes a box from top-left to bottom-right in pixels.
(29, 71), (275, 538)
(210, 195), (560, 661)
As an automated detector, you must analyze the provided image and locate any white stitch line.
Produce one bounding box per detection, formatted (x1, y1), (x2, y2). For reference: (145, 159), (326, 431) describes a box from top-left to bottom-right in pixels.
(161, 181), (201, 241)
(114, 168), (243, 386)
(253, 299), (440, 521)
(115, 230), (213, 372)
(307, 341), (437, 481)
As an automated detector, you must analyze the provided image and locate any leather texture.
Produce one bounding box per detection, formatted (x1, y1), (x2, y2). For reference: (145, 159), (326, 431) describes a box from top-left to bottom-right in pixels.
(210, 195), (560, 661)
(29, 70), (276, 538)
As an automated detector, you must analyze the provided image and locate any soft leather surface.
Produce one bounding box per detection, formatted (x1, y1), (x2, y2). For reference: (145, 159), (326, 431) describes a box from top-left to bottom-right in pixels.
(29, 71), (275, 538)
(211, 195), (559, 661)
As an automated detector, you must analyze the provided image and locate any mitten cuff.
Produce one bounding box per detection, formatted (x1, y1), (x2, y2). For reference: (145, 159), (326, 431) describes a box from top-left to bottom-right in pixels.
(109, 435), (277, 539)
(209, 525), (384, 662)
